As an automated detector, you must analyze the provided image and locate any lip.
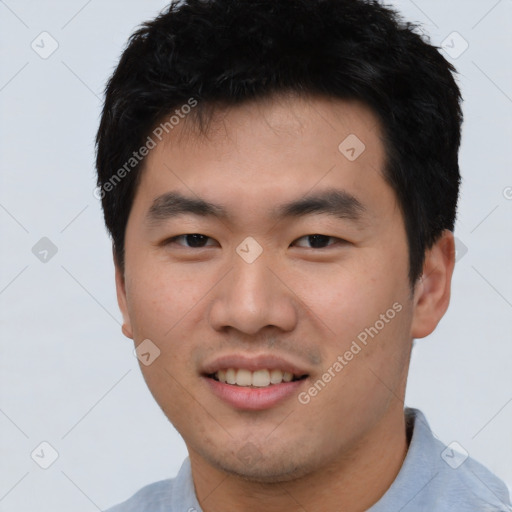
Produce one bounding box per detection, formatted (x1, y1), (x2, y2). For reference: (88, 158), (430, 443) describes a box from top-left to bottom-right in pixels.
(200, 353), (310, 377)
(202, 375), (308, 411)
(200, 353), (310, 411)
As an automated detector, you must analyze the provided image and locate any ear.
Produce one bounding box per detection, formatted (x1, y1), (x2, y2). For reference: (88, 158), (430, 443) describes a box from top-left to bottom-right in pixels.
(410, 230), (456, 339)
(114, 246), (134, 340)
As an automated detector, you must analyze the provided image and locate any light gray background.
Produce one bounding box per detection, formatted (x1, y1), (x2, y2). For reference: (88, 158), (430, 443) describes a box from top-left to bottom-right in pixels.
(0, 1), (511, 510)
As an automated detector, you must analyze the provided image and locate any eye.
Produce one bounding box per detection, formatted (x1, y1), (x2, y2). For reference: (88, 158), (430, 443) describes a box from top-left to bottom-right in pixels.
(291, 234), (344, 249)
(165, 233), (218, 248)
(163, 233), (344, 250)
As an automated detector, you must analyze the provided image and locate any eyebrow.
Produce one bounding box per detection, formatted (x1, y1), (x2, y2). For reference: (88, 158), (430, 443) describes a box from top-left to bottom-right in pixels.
(145, 189), (367, 226)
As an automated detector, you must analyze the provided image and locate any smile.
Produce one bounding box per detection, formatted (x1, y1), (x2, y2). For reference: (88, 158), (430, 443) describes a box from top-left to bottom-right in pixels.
(209, 368), (308, 387)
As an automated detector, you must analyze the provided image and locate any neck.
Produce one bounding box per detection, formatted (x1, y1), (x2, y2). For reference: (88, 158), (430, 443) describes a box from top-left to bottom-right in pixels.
(188, 403), (409, 512)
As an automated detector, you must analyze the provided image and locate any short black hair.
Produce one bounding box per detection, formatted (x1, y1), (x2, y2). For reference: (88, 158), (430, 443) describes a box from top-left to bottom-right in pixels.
(96, 0), (463, 286)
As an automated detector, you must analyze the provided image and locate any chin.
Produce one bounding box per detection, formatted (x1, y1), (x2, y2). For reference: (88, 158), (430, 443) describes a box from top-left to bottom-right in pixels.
(202, 445), (319, 483)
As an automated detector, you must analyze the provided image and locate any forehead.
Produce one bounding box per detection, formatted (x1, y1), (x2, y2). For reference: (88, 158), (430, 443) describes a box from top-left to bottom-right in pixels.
(131, 94), (395, 228)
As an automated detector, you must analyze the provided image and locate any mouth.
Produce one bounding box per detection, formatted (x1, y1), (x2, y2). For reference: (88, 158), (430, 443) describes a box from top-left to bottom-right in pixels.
(206, 368), (309, 387)
(200, 354), (311, 410)
(201, 356), (310, 410)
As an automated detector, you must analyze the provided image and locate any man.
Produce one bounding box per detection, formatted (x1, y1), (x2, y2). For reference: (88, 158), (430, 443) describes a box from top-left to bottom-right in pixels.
(95, 0), (511, 510)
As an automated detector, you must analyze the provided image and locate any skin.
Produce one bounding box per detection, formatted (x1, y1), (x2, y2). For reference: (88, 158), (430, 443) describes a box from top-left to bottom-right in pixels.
(115, 93), (455, 512)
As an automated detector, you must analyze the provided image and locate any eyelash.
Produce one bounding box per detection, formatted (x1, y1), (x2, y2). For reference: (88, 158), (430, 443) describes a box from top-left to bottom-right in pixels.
(164, 233), (345, 250)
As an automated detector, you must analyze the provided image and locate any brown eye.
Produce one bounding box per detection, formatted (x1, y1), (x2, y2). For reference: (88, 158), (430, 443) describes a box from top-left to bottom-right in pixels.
(166, 234), (216, 248)
(292, 234), (342, 249)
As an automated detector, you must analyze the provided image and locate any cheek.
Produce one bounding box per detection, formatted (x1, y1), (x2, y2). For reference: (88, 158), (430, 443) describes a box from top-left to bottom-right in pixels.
(124, 265), (205, 416)
(125, 260), (209, 341)
(293, 255), (404, 342)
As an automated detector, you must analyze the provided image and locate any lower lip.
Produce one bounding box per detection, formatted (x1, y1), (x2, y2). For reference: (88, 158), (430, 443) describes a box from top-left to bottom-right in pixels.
(203, 376), (307, 411)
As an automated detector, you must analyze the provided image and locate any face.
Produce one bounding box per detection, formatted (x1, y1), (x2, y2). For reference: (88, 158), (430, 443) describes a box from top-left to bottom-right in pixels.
(116, 94), (433, 482)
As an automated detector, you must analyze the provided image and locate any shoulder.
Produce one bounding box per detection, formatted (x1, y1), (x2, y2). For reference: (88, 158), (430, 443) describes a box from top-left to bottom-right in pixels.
(370, 408), (511, 512)
(104, 479), (174, 512)
(103, 457), (200, 512)
(439, 449), (512, 511)
(406, 408), (511, 511)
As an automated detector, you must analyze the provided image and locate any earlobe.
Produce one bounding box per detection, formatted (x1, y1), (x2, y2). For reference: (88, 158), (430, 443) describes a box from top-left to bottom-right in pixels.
(121, 323), (133, 339)
(410, 230), (456, 339)
(114, 249), (134, 340)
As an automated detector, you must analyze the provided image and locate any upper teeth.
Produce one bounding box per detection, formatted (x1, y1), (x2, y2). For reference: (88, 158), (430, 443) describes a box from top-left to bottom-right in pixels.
(215, 369), (296, 387)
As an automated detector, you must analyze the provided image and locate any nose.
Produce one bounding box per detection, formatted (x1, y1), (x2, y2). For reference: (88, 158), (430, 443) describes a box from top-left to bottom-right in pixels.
(207, 247), (299, 336)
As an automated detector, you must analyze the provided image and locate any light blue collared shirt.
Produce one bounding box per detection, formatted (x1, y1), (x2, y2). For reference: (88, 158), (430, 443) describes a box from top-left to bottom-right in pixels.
(105, 408), (511, 511)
